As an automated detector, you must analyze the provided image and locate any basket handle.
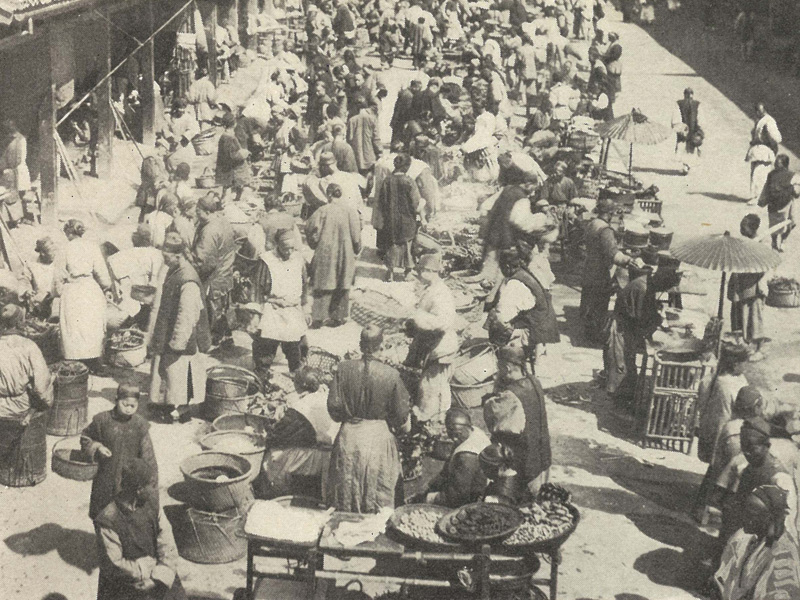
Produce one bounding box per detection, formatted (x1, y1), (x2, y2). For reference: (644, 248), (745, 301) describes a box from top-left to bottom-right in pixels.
(202, 166), (214, 177)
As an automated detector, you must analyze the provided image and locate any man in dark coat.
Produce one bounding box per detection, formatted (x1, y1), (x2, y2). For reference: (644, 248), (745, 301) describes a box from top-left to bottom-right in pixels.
(758, 154), (799, 251)
(215, 111), (250, 202)
(347, 97), (382, 175)
(603, 262), (662, 410)
(192, 194), (236, 347)
(410, 78), (448, 129)
(579, 198), (633, 346)
(376, 153), (423, 281)
(95, 459), (186, 600)
(149, 234), (211, 415)
(320, 123), (358, 173)
(390, 80), (422, 145)
(673, 88), (702, 175)
(484, 345), (552, 500)
(411, 408), (491, 507)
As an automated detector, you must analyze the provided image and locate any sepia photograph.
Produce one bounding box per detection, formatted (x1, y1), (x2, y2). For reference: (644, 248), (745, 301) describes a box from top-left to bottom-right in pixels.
(1, 0), (799, 598)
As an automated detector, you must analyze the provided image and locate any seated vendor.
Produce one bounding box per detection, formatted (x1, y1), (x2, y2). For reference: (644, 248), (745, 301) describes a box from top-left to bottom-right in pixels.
(410, 408), (491, 508)
(261, 367), (340, 500)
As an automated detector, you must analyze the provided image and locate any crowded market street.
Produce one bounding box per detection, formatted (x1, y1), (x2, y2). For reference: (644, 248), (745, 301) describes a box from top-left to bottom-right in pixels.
(1, 1), (800, 600)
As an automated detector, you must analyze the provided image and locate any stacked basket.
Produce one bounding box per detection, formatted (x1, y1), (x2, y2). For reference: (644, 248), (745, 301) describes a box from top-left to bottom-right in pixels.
(173, 451), (254, 564)
(450, 341), (497, 409)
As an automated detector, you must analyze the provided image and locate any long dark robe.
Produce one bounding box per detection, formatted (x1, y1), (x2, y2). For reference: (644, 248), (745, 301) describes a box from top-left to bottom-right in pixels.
(494, 375), (552, 497)
(603, 275), (661, 407)
(326, 358), (410, 513)
(82, 411), (158, 519)
(376, 173), (421, 250)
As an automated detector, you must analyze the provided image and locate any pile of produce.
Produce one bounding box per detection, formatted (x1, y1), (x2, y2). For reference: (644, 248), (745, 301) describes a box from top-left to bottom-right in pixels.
(50, 360), (89, 378)
(108, 329), (145, 350)
(439, 502), (522, 541)
(242, 381), (287, 433)
(391, 505), (452, 545)
(18, 318), (50, 337)
(768, 277), (800, 292)
(502, 501), (575, 547)
(396, 419), (442, 481)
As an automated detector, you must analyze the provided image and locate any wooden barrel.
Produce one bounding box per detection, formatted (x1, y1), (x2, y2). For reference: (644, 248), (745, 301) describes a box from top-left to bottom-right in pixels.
(48, 362), (89, 436)
(0, 411), (48, 487)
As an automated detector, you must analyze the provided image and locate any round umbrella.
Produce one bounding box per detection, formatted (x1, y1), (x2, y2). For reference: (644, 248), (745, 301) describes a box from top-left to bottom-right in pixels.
(670, 231), (782, 318)
(595, 109), (671, 181)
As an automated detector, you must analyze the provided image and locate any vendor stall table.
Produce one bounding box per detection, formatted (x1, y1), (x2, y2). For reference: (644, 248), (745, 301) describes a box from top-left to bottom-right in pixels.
(244, 508), (564, 600)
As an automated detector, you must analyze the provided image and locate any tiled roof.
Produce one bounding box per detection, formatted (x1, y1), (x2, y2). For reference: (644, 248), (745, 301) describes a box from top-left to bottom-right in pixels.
(0, 0), (89, 21)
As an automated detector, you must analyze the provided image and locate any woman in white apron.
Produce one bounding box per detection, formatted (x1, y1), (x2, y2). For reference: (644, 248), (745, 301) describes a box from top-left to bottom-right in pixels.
(53, 219), (112, 372)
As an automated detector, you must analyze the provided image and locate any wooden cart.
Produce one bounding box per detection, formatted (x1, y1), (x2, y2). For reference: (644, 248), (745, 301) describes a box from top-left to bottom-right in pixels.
(243, 506), (568, 600)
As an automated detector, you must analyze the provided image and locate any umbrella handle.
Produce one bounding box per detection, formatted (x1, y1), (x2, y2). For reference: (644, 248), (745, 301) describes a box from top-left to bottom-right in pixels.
(718, 272), (726, 320)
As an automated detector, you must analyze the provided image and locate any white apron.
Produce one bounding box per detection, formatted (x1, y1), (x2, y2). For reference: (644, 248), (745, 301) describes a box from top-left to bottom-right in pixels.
(258, 251), (307, 342)
(60, 276), (107, 360)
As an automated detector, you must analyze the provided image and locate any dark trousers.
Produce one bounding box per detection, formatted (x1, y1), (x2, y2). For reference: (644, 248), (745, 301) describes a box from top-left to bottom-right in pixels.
(252, 336), (303, 373)
(207, 289), (232, 344)
(312, 289), (350, 323)
(579, 282), (612, 345)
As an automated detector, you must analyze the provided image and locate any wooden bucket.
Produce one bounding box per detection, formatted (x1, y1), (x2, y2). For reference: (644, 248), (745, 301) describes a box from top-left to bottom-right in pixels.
(173, 506), (246, 564)
(0, 411), (48, 487)
(180, 451), (255, 512)
(48, 361), (89, 436)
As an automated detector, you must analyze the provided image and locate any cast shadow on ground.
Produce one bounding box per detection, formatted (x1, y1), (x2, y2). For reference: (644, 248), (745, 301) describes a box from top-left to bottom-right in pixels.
(560, 305), (590, 348)
(783, 373), (800, 384)
(642, 3), (800, 158)
(562, 482), (713, 595)
(5, 523), (97, 574)
(687, 191), (745, 203)
(632, 166), (687, 177)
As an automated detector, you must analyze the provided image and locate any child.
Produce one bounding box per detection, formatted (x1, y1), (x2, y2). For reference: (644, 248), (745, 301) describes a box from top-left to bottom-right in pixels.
(81, 384), (158, 520)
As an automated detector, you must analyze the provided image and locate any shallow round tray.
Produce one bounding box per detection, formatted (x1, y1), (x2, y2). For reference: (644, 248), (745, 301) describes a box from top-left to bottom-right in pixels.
(437, 502), (523, 545)
(387, 504), (461, 552)
(500, 503), (581, 554)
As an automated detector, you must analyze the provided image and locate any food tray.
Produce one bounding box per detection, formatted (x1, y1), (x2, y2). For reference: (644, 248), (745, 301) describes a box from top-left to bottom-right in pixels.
(387, 504), (461, 552)
(244, 496), (330, 547)
(501, 502), (580, 554)
(437, 502), (523, 544)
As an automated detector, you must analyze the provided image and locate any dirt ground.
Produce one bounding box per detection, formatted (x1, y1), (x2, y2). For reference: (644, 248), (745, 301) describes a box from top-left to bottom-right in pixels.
(3, 5), (800, 600)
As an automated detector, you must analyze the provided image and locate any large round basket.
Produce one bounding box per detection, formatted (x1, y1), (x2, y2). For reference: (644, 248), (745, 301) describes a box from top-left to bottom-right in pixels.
(212, 413), (273, 437)
(106, 329), (147, 368)
(206, 365), (262, 398)
(350, 289), (409, 333)
(767, 282), (800, 308)
(172, 506), (246, 564)
(386, 504), (461, 552)
(501, 503), (581, 555)
(52, 437), (97, 481)
(451, 379), (495, 409)
(0, 411), (47, 487)
(192, 129), (217, 156)
(306, 347), (341, 383)
(180, 452), (255, 512)
(199, 431), (266, 482)
(452, 341), (497, 385)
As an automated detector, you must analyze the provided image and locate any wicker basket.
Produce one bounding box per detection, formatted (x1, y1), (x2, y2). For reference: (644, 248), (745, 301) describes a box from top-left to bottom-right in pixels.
(206, 365), (262, 398)
(306, 347), (341, 382)
(192, 130), (217, 156)
(180, 452), (255, 512)
(212, 413), (273, 437)
(767, 284), (800, 308)
(199, 431), (266, 482)
(452, 341), (497, 385)
(173, 506), (247, 564)
(52, 437), (97, 481)
(351, 289), (409, 333)
(451, 379), (495, 409)
(106, 329), (147, 368)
